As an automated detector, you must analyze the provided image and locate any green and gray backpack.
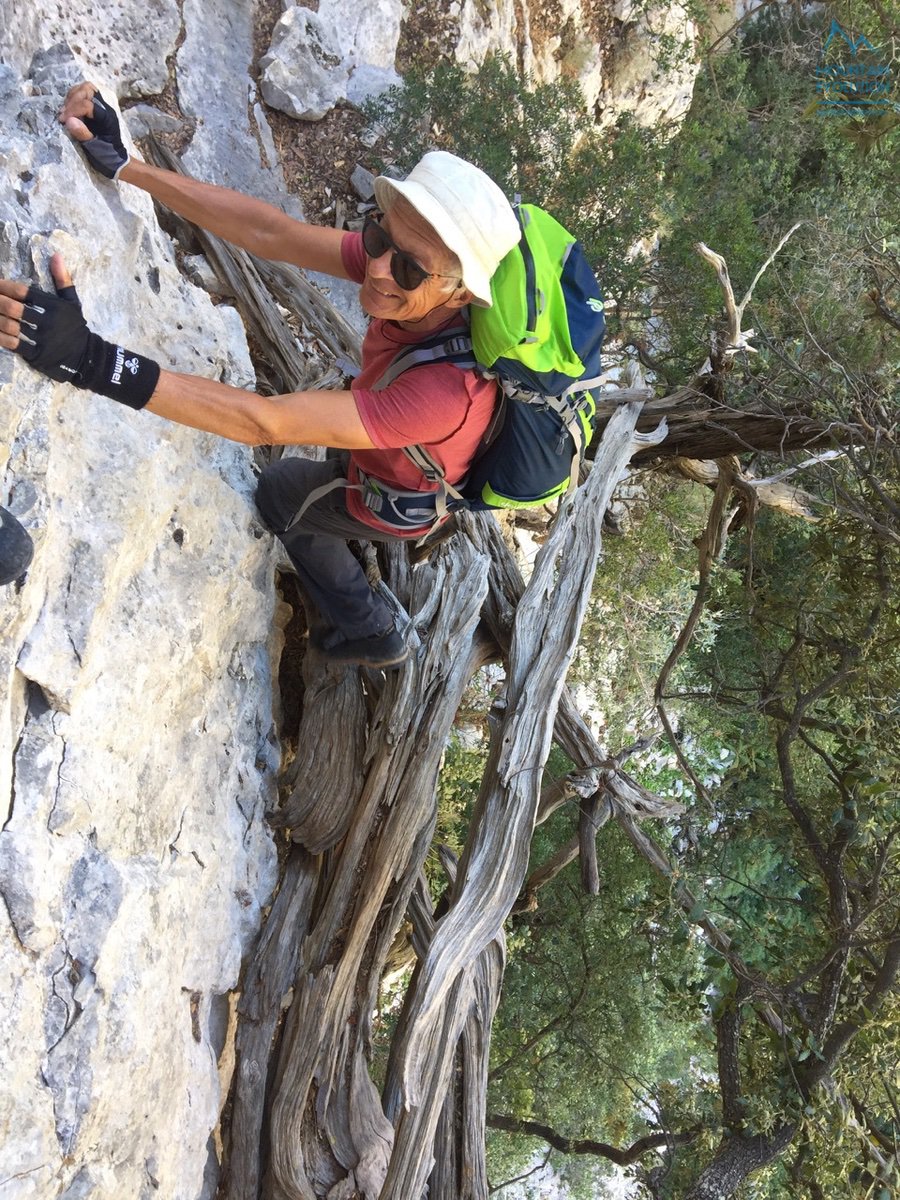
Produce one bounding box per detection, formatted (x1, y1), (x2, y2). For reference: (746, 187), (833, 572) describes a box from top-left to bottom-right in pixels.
(374, 202), (607, 513)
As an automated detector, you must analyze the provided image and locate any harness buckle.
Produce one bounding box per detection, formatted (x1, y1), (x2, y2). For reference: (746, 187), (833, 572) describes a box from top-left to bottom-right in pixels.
(357, 469), (441, 529)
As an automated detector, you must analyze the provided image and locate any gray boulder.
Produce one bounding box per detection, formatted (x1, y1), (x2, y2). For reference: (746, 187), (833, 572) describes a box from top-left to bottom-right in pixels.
(260, 6), (352, 122)
(259, 2), (403, 123)
(123, 103), (185, 140)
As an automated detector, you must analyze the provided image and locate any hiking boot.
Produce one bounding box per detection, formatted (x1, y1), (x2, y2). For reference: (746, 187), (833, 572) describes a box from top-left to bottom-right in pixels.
(0, 507), (34, 586)
(310, 626), (409, 669)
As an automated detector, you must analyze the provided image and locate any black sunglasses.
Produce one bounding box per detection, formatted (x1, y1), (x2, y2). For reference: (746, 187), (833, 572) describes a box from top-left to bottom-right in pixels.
(362, 212), (460, 292)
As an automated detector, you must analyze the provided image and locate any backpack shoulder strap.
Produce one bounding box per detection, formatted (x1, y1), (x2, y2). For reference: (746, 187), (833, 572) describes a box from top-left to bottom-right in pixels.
(371, 326), (478, 392)
(368, 324), (489, 518)
(401, 444), (466, 521)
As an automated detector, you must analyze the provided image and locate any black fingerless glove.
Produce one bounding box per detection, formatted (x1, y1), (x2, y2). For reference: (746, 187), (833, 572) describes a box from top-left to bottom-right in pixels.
(78, 91), (129, 180)
(16, 283), (159, 409)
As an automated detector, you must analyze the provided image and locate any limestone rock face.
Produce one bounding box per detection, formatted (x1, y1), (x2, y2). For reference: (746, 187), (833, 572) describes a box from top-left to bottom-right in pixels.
(0, 48), (279, 1200)
(527, 0), (606, 115)
(260, 1), (402, 123)
(319, 0), (404, 71)
(596, 0), (701, 129)
(453, 0), (522, 77)
(0, 0), (182, 97)
(450, 0), (712, 129)
(178, 0), (302, 212)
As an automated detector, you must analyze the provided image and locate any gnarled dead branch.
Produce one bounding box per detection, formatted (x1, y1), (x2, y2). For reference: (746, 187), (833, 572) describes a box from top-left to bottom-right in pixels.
(390, 406), (660, 1115)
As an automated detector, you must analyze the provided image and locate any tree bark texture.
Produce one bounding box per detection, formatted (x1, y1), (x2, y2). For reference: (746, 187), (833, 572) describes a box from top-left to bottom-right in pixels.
(219, 406), (665, 1199)
(592, 387), (837, 463)
(387, 406), (658, 1120)
(684, 1126), (796, 1200)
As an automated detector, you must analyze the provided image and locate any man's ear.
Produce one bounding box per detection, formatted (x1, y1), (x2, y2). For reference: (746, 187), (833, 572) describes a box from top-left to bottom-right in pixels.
(445, 286), (474, 311)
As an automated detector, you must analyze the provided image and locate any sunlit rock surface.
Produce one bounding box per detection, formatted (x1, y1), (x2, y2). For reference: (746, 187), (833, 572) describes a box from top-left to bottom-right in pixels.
(0, 48), (279, 1200)
(451, 0), (731, 130)
(259, 1), (402, 122)
(260, 6), (353, 121)
(0, 0), (181, 96)
(596, 0), (701, 129)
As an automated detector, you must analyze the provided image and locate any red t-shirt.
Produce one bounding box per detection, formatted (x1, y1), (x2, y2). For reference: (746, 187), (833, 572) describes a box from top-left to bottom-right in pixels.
(340, 232), (498, 535)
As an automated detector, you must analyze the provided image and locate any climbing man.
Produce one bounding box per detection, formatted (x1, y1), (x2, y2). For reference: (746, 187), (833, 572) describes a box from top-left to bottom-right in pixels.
(0, 84), (521, 667)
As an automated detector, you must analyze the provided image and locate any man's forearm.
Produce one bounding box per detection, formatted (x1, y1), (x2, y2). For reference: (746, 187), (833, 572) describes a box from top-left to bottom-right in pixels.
(0, 254), (370, 447)
(147, 368), (275, 444)
(120, 160), (347, 276)
(147, 369), (374, 450)
(59, 84), (348, 274)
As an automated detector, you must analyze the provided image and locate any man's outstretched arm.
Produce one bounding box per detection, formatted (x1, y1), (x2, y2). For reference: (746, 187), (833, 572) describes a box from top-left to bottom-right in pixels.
(0, 256), (374, 450)
(59, 83), (350, 280)
(147, 368), (374, 448)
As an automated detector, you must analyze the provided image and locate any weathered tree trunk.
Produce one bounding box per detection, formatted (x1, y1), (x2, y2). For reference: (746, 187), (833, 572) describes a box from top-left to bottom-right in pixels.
(592, 386), (838, 463)
(220, 406), (662, 1199)
(683, 1127), (796, 1200)
(224, 847), (320, 1200)
(262, 542), (492, 1200)
(219, 537), (493, 1198)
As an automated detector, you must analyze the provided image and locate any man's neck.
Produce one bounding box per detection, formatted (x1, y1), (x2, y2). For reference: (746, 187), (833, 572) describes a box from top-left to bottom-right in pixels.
(394, 303), (466, 334)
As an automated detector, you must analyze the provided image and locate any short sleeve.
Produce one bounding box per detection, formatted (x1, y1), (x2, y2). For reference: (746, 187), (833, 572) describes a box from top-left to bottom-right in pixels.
(351, 364), (477, 450)
(340, 231), (367, 284)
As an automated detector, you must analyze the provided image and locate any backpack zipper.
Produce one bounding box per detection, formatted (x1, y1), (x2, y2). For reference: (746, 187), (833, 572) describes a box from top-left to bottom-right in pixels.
(516, 206), (538, 334)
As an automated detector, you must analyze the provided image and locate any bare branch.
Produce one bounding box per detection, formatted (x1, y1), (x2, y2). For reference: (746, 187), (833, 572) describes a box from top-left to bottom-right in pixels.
(739, 222), (806, 313)
(654, 460), (738, 803)
(579, 792), (612, 895)
(752, 449), (845, 486)
(486, 1114), (699, 1166)
(694, 225), (806, 377)
(488, 1148), (552, 1194)
(674, 456), (825, 522)
(516, 836), (580, 909)
(695, 243), (756, 366)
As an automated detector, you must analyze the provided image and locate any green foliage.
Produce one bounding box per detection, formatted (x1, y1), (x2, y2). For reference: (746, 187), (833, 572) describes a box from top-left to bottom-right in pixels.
(575, 472), (712, 749)
(487, 819), (715, 1196)
(431, 730), (488, 894)
(650, 5), (900, 377)
(662, 508), (900, 1192)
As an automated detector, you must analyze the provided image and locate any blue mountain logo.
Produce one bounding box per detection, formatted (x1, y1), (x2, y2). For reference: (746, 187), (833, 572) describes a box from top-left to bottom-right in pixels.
(824, 18), (877, 55)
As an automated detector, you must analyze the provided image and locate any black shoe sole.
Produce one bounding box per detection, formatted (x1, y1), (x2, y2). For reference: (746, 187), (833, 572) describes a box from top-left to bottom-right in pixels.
(0, 507), (34, 586)
(324, 645), (410, 669)
(308, 629), (410, 669)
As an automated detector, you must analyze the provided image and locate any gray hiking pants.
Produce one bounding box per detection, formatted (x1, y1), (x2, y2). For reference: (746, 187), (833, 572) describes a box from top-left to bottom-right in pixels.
(255, 454), (418, 639)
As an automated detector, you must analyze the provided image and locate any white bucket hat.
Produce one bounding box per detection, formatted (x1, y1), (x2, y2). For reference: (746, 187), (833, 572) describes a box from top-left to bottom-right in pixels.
(373, 151), (521, 307)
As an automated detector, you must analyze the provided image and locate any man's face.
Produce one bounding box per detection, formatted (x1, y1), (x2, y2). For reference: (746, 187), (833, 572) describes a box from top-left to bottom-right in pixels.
(358, 204), (466, 325)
